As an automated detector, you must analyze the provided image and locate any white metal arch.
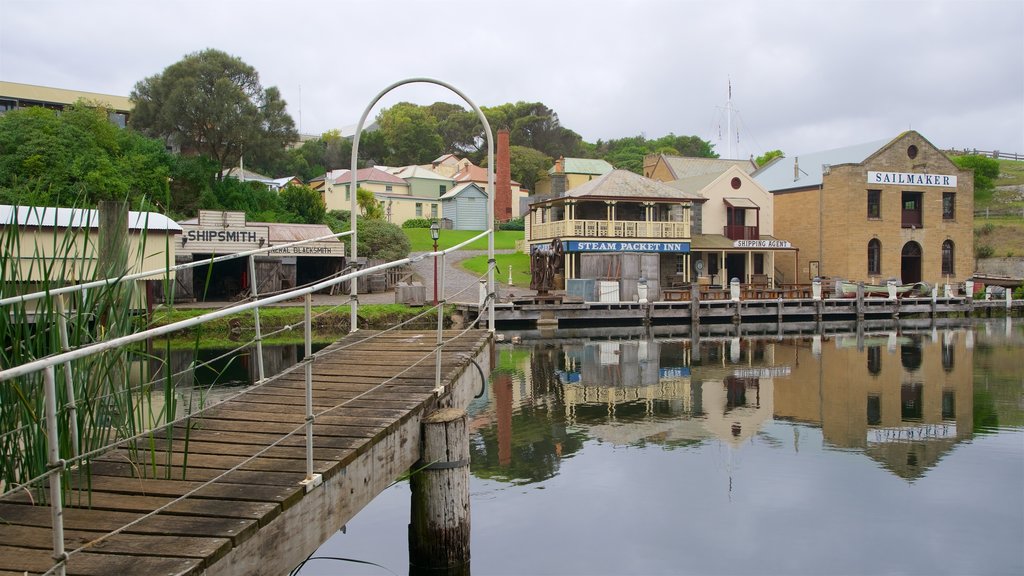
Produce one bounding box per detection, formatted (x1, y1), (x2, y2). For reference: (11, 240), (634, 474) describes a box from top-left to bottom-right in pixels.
(348, 78), (495, 332)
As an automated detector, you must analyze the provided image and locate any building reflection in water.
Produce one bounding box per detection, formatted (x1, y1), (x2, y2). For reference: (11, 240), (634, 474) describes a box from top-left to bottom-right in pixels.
(470, 328), (973, 483)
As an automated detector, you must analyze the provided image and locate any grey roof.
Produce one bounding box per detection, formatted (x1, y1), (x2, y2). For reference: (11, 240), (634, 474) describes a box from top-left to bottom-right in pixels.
(752, 138), (891, 192)
(222, 167), (273, 182)
(660, 156), (756, 179)
(0, 204), (182, 232)
(559, 169), (704, 201)
(247, 220), (341, 244)
(665, 172), (721, 195)
(389, 165), (453, 181)
(440, 182), (486, 200)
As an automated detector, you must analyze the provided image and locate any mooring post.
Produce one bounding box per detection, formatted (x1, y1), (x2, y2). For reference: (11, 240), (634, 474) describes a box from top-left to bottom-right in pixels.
(690, 282), (700, 337)
(856, 282), (865, 322)
(410, 407), (470, 574)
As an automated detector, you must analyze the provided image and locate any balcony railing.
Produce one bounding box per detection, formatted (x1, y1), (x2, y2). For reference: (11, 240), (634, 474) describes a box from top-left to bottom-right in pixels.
(532, 219), (690, 241)
(724, 225), (759, 240)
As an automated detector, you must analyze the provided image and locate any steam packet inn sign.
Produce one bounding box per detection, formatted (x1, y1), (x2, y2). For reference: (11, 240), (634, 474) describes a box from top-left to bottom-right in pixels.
(564, 241), (690, 253)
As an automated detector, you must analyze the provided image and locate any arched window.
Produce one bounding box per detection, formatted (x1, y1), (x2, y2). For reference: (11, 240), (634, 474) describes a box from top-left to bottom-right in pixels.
(942, 240), (955, 276)
(867, 239), (881, 276)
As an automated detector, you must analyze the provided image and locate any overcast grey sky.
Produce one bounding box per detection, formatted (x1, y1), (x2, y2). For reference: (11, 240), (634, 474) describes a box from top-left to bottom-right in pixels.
(2, 0), (1022, 159)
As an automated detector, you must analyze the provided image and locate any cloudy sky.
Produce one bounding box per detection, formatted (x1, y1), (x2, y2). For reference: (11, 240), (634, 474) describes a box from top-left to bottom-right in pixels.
(2, 0), (1022, 159)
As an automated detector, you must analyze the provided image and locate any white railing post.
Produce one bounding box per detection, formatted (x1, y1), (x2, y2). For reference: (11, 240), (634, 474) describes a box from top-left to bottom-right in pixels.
(434, 254), (446, 395)
(300, 294), (322, 492)
(43, 365), (67, 576)
(54, 296), (80, 459)
(248, 255), (266, 383)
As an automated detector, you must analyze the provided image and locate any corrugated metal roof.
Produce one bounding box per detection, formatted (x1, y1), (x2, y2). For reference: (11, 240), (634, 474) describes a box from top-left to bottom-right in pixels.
(551, 158), (614, 176)
(752, 138), (891, 192)
(440, 182), (486, 200)
(390, 165), (452, 181)
(562, 170), (703, 201)
(248, 220), (341, 243)
(662, 157), (756, 179)
(0, 204), (181, 232)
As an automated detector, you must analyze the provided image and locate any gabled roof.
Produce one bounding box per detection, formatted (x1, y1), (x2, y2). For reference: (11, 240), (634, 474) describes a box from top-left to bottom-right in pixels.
(658, 156), (756, 180)
(333, 167), (407, 186)
(222, 167), (274, 182)
(752, 138), (891, 192)
(440, 182), (486, 200)
(552, 158), (614, 176)
(665, 172), (722, 195)
(556, 169), (703, 201)
(453, 163), (521, 186)
(388, 165), (452, 181)
(0, 204), (181, 232)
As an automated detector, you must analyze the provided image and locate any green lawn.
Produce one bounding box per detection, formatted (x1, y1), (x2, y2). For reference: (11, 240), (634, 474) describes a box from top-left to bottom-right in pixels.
(461, 252), (532, 288)
(404, 228), (523, 251)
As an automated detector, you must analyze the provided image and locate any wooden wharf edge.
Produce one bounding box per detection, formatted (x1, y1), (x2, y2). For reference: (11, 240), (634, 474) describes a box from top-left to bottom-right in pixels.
(0, 329), (493, 576)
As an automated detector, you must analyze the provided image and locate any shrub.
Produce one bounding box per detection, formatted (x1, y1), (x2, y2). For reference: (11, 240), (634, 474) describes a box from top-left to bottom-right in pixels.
(498, 217), (525, 231)
(975, 244), (995, 259)
(402, 218), (434, 229)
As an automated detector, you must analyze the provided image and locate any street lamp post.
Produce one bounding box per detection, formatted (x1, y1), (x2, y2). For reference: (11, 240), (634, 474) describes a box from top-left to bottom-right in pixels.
(430, 221), (440, 305)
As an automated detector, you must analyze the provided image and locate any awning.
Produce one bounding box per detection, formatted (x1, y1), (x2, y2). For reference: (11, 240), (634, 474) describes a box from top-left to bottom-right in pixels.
(723, 197), (759, 208)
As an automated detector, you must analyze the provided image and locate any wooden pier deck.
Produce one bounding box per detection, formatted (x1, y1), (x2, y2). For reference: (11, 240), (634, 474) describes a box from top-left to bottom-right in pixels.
(0, 329), (493, 576)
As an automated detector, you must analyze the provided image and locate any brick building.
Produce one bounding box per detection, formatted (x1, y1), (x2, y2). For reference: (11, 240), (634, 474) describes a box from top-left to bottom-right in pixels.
(754, 131), (973, 286)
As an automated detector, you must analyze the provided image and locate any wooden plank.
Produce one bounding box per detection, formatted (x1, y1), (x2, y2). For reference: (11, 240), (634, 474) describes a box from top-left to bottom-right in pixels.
(0, 545), (202, 576)
(66, 473), (301, 507)
(0, 503), (257, 544)
(6, 490), (279, 524)
(0, 524), (229, 559)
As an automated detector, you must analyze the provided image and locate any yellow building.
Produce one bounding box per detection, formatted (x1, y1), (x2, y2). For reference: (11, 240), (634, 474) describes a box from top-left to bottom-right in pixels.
(527, 169), (696, 293)
(0, 81), (133, 127)
(755, 131), (974, 286)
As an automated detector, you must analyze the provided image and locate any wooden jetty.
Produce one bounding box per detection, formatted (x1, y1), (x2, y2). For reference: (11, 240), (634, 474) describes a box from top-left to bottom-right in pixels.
(0, 329), (492, 576)
(459, 292), (1021, 329)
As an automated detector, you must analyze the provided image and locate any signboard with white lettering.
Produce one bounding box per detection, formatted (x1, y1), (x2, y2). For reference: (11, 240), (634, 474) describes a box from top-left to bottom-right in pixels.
(269, 243), (346, 256)
(564, 241), (690, 253)
(867, 171), (957, 188)
(733, 239), (792, 249)
(179, 224), (270, 255)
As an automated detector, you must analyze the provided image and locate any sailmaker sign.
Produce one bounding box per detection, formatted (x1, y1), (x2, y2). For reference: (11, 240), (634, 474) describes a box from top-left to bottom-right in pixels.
(867, 171), (957, 188)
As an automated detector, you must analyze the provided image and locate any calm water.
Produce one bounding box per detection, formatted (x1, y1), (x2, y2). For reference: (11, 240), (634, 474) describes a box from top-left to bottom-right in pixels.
(297, 319), (1024, 576)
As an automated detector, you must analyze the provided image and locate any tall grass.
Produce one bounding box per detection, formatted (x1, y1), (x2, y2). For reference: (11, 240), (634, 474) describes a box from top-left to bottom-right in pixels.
(0, 202), (181, 502)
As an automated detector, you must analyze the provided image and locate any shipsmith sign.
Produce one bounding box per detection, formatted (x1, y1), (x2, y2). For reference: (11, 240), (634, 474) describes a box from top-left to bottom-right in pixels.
(179, 223), (270, 255)
(733, 239), (791, 249)
(564, 241), (690, 253)
(867, 171), (957, 188)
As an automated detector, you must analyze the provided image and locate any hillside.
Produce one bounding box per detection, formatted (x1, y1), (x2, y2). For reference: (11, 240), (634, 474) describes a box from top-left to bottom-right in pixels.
(974, 159), (1024, 259)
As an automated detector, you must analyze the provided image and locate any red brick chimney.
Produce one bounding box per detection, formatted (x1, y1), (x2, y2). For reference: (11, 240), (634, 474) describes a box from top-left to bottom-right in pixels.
(496, 128), (512, 221)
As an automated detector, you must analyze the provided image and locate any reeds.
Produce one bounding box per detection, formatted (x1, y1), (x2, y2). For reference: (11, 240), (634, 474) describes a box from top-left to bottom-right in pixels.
(0, 201), (181, 501)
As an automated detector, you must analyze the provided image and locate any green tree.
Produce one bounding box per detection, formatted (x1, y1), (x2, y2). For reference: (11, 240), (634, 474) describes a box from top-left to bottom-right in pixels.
(755, 149), (784, 167)
(952, 155), (1000, 201)
(357, 187), (384, 219)
(0, 104), (172, 208)
(509, 146), (552, 192)
(485, 101), (583, 160)
(279, 184), (326, 224)
(376, 102), (443, 165)
(130, 48), (298, 180)
(342, 218), (410, 261)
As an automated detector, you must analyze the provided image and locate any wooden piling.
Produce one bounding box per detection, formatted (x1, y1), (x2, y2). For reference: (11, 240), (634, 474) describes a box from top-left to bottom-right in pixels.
(409, 407), (470, 574)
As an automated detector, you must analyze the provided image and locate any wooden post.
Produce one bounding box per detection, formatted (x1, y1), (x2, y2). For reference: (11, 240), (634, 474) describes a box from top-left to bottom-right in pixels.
(856, 282), (865, 322)
(690, 283), (700, 336)
(410, 408), (470, 574)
